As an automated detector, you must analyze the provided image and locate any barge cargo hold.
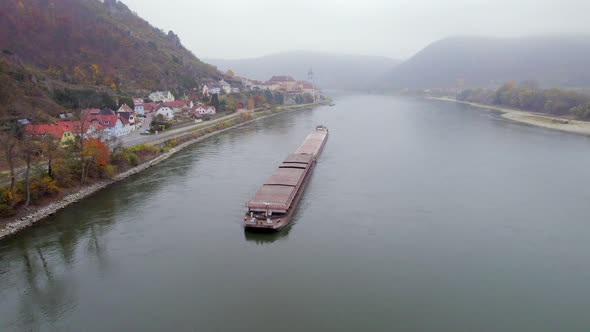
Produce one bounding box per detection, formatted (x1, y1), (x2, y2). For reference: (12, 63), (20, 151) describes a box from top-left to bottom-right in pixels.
(244, 126), (329, 231)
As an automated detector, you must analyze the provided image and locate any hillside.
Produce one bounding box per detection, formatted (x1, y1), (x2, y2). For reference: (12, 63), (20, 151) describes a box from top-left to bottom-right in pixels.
(207, 51), (399, 90)
(0, 54), (66, 121)
(381, 36), (590, 89)
(0, 0), (220, 120)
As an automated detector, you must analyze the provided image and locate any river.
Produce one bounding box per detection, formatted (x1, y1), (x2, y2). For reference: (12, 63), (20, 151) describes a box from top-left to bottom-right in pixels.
(2, 94), (590, 331)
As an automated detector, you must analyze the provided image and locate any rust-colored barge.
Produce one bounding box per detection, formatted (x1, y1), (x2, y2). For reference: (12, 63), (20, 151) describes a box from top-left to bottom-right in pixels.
(244, 126), (329, 231)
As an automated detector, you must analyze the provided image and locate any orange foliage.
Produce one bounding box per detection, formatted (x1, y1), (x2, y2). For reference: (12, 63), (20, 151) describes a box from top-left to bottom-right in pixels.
(84, 138), (109, 167)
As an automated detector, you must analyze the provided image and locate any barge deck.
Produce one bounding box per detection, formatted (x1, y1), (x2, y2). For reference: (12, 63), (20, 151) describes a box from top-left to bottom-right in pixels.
(244, 126), (328, 231)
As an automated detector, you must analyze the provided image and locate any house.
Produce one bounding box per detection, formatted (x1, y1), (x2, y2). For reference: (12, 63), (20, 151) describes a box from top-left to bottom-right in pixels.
(268, 75), (298, 91)
(194, 105), (216, 115)
(118, 103), (133, 113)
(25, 119), (105, 144)
(25, 123), (76, 146)
(237, 77), (254, 89)
(231, 87), (240, 94)
(208, 85), (221, 95)
(155, 105), (175, 120)
(219, 79), (231, 94)
(143, 102), (159, 113)
(149, 91), (175, 103)
(119, 116), (132, 135)
(87, 114), (126, 138)
(57, 113), (74, 119)
(118, 112), (137, 131)
(187, 110), (203, 122)
(301, 82), (318, 100)
(163, 100), (193, 112)
(133, 98), (145, 115)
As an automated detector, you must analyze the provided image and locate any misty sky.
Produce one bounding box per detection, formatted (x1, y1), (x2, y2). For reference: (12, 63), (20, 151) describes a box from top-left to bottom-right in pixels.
(123, 0), (590, 60)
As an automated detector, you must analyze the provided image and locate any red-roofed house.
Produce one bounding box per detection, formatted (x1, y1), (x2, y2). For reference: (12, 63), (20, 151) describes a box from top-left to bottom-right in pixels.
(143, 103), (158, 113)
(268, 75), (298, 91)
(25, 123), (75, 146)
(117, 104), (133, 113)
(24, 120), (104, 145)
(163, 100), (193, 112)
(88, 114), (126, 138)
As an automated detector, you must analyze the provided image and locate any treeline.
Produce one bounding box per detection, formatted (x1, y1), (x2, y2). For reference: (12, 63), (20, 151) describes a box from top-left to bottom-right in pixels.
(0, 120), (160, 217)
(457, 81), (590, 119)
(0, 112), (255, 217)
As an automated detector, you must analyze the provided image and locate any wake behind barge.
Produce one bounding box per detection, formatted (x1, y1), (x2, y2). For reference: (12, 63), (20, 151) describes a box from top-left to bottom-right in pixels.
(244, 126), (329, 231)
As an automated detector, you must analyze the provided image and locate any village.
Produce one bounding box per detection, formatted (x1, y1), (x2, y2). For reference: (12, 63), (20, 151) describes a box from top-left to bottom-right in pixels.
(23, 75), (320, 146)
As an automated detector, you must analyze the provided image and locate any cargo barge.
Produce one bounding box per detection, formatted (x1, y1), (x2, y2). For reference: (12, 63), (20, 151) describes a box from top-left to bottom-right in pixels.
(244, 126), (329, 231)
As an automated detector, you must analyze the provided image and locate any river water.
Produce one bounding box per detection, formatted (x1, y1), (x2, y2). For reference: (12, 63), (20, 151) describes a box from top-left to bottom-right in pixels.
(2, 94), (590, 331)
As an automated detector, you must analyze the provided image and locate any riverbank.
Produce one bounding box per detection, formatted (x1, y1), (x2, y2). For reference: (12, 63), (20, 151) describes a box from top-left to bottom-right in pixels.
(0, 102), (321, 241)
(430, 97), (590, 136)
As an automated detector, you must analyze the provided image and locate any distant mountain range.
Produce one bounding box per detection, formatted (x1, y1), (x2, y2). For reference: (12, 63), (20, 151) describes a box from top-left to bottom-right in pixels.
(206, 51), (399, 90)
(381, 36), (590, 89)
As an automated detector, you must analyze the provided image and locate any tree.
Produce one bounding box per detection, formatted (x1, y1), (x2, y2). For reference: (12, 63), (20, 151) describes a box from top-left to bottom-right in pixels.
(0, 121), (23, 207)
(73, 65), (87, 83)
(40, 135), (61, 179)
(225, 70), (235, 78)
(19, 139), (40, 208)
(210, 94), (219, 111)
(82, 138), (109, 183)
(219, 99), (227, 112)
(570, 102), (590, 119)
(90, 64), (100, 84)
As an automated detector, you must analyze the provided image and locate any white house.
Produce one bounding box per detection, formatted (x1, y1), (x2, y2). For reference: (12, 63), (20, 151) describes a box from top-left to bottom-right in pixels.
(155, 105), (175, 120)
(195, 106), (216, 115)
(208, 85), (221, 95)
(149, 91), (175, 103)
(231, 87), (240, 93)
(219, 79), (231, 94)
(118, 112), (137, 131)
(100, 118), (125, 138)
(133, 98), (145, 115)
(239, 77), (254, 89)
(87, 114), (126, 139)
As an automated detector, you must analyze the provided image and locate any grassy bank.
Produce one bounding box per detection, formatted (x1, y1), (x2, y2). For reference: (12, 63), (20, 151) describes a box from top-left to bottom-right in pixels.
(430, 97), (590, 136)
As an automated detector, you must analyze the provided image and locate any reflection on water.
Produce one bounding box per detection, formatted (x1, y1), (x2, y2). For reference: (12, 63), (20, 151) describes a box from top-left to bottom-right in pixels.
(243, 226), (293, 245)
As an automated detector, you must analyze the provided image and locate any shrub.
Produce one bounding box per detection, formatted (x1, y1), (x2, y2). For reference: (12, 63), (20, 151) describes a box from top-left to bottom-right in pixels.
(101, 165), (117, 179)
(29, 176), (60, 204)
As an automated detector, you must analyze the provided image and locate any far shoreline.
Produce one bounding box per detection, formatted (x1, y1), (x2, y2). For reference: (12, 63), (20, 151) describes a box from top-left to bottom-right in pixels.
(428, 97), (590, 136)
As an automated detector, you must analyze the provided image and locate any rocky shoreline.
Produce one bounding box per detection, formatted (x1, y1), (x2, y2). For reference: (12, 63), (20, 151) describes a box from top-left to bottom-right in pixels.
(0, 105), (317, 241)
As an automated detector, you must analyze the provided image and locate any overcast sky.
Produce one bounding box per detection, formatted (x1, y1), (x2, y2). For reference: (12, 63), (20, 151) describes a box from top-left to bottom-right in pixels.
(122, 0), (590, 60)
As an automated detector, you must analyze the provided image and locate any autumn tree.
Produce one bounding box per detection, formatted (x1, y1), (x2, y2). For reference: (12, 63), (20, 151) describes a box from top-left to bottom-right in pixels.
(82, 138), (109, 183)
(90, 64), (100, 84)
(73, 65), (87, 83)
(225, 69), (235, 78)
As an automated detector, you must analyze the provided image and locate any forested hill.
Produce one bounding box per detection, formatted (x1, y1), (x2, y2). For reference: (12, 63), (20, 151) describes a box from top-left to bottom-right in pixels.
(207, 51), (399, 90)
(0, 0), (220, 120)
(381, 36), (590, 89)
